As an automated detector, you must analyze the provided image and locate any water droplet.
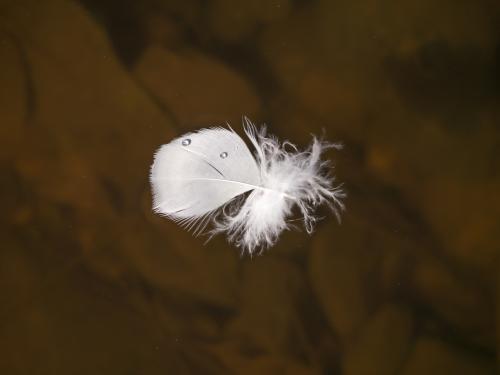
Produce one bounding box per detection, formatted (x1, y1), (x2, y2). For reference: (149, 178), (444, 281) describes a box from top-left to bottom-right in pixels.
(182, 138), (191, 146)
(220, 152), (228, 159)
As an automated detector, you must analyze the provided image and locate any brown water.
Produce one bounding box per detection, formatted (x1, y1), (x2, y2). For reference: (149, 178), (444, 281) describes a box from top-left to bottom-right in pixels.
(1, 0), (499, 374)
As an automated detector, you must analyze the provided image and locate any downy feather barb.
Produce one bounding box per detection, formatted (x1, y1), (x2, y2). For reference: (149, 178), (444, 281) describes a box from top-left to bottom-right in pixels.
(150, 118), (345, 254)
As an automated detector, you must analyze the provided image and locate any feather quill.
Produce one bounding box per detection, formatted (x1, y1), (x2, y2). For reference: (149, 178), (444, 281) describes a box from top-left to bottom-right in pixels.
(150, 118), (345, 254)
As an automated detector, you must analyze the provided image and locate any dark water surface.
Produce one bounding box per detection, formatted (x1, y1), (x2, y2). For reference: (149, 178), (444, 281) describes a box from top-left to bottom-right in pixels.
(1, 0), (499, 374)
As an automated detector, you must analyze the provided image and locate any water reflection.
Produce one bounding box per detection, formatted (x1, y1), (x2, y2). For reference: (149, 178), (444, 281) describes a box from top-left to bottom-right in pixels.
(1, 0), (498, 373)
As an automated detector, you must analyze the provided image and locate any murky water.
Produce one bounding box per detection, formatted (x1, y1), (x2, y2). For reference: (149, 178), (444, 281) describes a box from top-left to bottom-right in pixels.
(1, 0), (499, 374)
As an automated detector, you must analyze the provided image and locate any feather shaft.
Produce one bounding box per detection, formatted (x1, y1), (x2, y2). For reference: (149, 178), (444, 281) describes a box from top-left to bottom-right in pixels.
(150, 120), (344, 254)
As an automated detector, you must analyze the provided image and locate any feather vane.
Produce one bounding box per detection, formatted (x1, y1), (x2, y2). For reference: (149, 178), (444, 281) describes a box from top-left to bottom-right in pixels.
(150, 119), (345, 254)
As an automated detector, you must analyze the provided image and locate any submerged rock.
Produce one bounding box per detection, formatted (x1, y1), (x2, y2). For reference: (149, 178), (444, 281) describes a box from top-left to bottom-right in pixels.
(401, 337), (495, 375)
(134, 46), (261, 128)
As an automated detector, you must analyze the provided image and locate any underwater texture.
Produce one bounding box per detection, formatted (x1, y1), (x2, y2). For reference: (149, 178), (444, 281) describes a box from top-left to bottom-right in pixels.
(0, 0), (499, 373)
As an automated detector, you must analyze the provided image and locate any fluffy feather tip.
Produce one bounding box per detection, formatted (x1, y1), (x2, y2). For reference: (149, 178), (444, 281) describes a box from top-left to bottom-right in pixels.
(150, 118), (345, 255)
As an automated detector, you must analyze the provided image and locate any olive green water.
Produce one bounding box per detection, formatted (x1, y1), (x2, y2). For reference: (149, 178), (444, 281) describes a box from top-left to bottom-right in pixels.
(1, 0), (499, 374)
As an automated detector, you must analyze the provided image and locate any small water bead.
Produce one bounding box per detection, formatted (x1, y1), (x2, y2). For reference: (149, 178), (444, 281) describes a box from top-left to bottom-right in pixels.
(182, 138), (191, 146)
(220, 152), (228, 159)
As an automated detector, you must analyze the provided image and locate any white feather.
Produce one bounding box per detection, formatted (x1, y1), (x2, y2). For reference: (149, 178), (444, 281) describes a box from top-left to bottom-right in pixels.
(150, 118), (345, 254)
